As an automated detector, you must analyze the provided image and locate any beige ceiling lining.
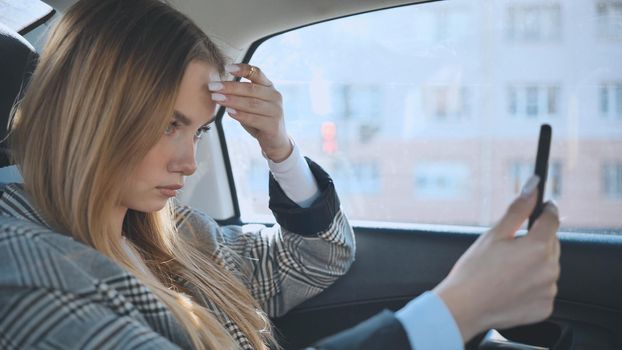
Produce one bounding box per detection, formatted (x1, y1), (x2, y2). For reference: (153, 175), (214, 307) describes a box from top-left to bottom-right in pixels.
(170, 0), (423, 55)
(46, 0), (425, 60)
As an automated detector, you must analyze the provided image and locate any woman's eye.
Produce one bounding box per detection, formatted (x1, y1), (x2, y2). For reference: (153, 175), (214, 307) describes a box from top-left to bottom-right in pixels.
(195, 125), (212, 139)
(164, 120), (180, 135)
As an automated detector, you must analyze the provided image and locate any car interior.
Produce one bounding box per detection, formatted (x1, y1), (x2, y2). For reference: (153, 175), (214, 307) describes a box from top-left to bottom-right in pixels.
(1, 0), (621, 349)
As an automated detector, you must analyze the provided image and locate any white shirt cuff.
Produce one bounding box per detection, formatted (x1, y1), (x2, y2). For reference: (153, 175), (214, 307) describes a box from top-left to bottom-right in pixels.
(395, 291), (464, 350)
(264, 139), (320, 208)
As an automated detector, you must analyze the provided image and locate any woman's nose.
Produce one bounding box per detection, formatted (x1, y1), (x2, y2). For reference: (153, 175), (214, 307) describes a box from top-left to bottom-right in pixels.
(179, 156), (197, 176)
(171, 141), (197, 176)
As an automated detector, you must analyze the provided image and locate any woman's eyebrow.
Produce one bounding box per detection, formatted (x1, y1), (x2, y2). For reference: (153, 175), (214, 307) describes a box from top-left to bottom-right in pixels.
(174, 110), (216, 127)
(173, 111), (192, 126)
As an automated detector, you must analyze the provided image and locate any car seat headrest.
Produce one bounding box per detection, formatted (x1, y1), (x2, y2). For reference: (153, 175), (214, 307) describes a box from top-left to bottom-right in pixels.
(0, 22), (39, 168)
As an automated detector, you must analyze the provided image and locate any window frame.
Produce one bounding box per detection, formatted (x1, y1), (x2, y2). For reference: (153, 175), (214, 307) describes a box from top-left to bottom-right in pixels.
(210, 1), (622, 235)
(212, 1), (444, 225)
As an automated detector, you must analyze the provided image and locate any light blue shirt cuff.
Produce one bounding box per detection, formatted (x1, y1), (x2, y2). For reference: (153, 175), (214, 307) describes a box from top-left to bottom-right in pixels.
(264, 138), (320, 208)
(395, 291), (464, 350)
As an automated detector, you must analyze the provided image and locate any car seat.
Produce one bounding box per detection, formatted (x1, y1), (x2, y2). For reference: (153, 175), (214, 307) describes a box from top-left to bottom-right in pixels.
(0, 22), (38, 174)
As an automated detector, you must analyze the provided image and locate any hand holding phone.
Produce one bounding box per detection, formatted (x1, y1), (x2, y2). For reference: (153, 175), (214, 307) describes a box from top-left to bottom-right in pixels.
(528, 124), (552, 230)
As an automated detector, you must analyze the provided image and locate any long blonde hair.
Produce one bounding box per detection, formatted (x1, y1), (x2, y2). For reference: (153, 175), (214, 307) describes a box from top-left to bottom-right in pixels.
(9, 0), (274, 348)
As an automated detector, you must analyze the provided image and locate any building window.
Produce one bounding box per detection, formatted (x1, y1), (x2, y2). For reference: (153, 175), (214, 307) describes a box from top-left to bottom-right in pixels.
(414, 162), (470, 199)
(547, 86), (559, 115)
(409, 6), (471, 44)
(422, 86), (470, 121)
(510, 160), (563, 199)
(332, 161), (381, 195)
(339, 85), (382, 121)
(597, 2), (622, 39)
(507, 85), (560, 118)
(526, 86), (539, 116)
(507, 4), (561, 42)
(336, 85), (383, 143)
(600, 82), (622, 119)
(509, 87), (518, 115)
(603, 163), (622, 198)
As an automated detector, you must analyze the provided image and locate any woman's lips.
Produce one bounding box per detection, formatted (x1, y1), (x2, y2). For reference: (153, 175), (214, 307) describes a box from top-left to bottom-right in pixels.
(156, 185), (183, 197)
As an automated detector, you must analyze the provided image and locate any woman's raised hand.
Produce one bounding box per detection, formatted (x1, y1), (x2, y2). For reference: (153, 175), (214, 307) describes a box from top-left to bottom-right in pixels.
(208, 63), (292, 162)
(434, 175), (561, 343)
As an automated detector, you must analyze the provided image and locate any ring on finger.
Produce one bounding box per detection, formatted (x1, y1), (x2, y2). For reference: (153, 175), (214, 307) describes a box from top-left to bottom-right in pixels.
(246, 66), (257, 79)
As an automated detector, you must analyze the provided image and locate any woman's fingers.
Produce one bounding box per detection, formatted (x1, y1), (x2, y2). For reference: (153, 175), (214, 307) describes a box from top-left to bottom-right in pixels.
(207, 64), (282, 118)
(225, 108), (274, 132)
(526, 201), (560, 244)
(489, 177), (539, 240)
(208, 63), (291, 161)
(211, 93), (281, 118)
(225, 63), (273, 87)
(432, 189), (562, 342)
(208, 80), (281, 101)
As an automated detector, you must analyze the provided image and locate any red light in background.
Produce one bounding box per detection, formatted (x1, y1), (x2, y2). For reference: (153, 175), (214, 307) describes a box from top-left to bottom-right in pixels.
(321, 121), (337, 154)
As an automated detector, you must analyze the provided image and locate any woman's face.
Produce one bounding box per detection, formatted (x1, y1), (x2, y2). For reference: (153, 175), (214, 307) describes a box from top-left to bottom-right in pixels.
(120, 60), (219, 213)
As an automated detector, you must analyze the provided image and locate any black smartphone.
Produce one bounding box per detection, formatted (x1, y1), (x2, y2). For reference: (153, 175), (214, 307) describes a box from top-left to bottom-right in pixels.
(528, 124), (552, 230)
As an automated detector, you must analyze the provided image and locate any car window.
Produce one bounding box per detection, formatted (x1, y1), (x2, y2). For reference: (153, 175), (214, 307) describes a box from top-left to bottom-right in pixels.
(223, 0), (622, 234)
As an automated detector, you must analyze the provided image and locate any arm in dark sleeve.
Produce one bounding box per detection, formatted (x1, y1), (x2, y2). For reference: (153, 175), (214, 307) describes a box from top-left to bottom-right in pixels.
(268, 157), (341, 236)
(177, 158), (355, 317)
(309, 310), (411, 350)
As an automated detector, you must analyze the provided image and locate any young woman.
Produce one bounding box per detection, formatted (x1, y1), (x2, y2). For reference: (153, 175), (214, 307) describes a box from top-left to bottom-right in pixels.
(0, 0), (560, 349)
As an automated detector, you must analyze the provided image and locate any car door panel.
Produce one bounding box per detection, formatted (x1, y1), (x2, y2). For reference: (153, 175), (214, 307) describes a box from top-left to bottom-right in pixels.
(274, 228), (622, 349)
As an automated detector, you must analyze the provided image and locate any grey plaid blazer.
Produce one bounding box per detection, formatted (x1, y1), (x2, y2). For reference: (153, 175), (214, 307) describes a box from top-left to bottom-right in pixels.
(0, 159), (356, 349)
